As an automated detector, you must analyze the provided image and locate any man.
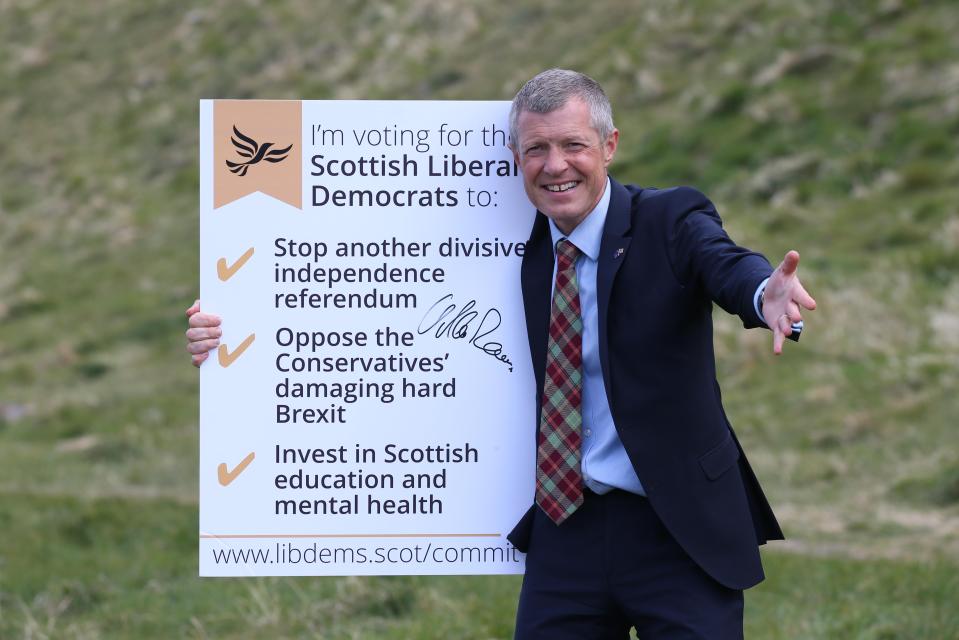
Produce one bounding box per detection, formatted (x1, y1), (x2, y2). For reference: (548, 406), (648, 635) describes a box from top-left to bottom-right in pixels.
(187, 69), (815, 638)
(501, 69), (814, 639)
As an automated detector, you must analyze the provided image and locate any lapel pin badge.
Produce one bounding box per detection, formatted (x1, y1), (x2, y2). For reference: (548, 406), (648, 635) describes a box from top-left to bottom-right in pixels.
(613, 247), (625, 259)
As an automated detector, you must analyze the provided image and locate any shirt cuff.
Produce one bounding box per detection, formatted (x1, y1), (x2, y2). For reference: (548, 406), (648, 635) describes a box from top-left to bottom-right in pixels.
(753, 277), (770, 326)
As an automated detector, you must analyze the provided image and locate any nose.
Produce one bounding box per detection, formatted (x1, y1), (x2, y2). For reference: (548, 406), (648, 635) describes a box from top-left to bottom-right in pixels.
(543, 146), (568, 176)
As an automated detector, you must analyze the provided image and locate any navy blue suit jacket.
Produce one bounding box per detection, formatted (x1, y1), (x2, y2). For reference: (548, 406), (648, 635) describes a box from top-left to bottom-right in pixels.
(508, 177), (784, 590)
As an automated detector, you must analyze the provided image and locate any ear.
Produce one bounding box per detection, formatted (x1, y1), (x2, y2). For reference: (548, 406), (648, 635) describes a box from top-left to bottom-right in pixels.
(603, 129), (619, 167)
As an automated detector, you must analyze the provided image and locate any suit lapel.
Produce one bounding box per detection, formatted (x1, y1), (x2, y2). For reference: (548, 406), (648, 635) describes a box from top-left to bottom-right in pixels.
(597, 178), (633, 395)
(521, 212), (553, 395)
(522, 179), (634, 404)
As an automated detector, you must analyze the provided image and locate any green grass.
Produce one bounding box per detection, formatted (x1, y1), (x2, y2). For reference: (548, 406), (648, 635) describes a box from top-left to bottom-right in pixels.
(1, 0), (958, 636)
(1, 493), (955, 639)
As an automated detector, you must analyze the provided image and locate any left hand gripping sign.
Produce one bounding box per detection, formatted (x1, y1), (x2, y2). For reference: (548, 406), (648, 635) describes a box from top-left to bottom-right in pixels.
(199, 100), (536, 576)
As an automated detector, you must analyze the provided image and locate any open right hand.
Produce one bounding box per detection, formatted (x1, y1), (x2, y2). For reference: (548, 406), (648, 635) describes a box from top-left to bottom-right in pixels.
(761, 251), (816, 355)
(185, 299), (222, 367)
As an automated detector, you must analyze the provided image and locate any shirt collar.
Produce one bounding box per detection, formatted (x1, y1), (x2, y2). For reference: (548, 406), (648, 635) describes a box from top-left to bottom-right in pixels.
(548, 176), (610, 262)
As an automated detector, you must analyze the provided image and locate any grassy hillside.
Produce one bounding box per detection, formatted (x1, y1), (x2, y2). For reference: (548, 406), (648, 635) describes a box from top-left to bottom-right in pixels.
(1, 0), (957, 637)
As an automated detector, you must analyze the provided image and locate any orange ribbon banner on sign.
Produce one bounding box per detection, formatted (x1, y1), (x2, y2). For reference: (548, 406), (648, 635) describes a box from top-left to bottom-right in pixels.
(213, 100), (301, 209)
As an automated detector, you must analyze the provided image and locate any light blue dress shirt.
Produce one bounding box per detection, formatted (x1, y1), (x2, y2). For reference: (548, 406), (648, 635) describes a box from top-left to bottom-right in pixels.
(547, 178), (646, 495)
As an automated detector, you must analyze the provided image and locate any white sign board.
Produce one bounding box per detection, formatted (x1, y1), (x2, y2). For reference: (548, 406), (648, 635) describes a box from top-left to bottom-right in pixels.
(199, 100), (536, 576)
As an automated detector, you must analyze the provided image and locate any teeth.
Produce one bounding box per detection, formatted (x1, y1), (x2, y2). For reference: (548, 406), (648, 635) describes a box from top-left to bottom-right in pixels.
(545, 181), (577, 192)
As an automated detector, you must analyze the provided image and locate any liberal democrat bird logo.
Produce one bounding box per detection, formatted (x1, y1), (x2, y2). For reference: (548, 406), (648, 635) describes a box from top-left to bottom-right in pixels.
(226, 125), (293, 176)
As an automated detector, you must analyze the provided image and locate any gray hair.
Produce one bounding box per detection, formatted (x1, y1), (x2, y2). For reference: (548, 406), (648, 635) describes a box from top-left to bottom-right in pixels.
(509, 69), (615, 150)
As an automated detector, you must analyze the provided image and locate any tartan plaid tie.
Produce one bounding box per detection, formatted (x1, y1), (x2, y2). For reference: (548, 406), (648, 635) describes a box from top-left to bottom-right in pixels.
(536, 238), (584, 525)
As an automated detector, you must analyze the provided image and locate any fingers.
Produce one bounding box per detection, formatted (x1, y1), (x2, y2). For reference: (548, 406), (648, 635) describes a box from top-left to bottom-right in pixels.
(779, 251), (817, 309)
(768, 251), (813, 355)
(777, 312), (794, 336)
(186, 300), (220, 367)
(793, 279), (817, 310)
(772, 312), (794, 355)
(786, 302), (802, 325)
(189, 312), (222, 328)
(772, 325), (785, 355)
(186, 326), (222, 342)
(187, 338), (219, 355)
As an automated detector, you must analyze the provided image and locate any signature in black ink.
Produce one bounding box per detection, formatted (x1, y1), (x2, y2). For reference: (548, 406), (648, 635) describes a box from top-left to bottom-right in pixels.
(417, 294), (513, 372)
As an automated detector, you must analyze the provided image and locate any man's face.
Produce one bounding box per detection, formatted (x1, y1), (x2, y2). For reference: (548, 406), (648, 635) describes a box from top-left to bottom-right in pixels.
(511, 97), (618, 234)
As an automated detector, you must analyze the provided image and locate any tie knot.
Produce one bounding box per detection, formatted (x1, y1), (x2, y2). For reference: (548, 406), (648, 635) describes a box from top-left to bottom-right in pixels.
(555, 239), (580, 271)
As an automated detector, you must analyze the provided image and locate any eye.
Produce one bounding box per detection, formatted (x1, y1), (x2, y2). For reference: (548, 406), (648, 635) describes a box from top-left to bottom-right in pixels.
(524, 144), (545, 156)
(566, 142), (586, 151)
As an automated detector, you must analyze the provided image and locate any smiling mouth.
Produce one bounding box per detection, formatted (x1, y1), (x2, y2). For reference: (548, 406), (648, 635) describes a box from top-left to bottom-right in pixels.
(544, 181), (578, 193)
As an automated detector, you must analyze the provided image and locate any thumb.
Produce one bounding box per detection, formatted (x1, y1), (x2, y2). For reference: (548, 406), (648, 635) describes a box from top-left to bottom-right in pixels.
(779, 250), (800, 276)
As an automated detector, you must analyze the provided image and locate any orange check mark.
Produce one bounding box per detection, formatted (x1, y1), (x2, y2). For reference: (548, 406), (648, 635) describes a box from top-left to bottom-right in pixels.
(218, 333), (255, 367)
(217, 247), (255, 281)
(218, 451), (255, 486)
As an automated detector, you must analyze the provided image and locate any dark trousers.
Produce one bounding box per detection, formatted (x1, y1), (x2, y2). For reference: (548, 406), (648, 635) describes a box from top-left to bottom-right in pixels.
(514, 489), (744, 639)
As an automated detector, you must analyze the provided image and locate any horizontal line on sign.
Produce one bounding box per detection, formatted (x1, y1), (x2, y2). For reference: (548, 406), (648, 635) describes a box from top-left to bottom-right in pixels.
(200, 533), (502, 539)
